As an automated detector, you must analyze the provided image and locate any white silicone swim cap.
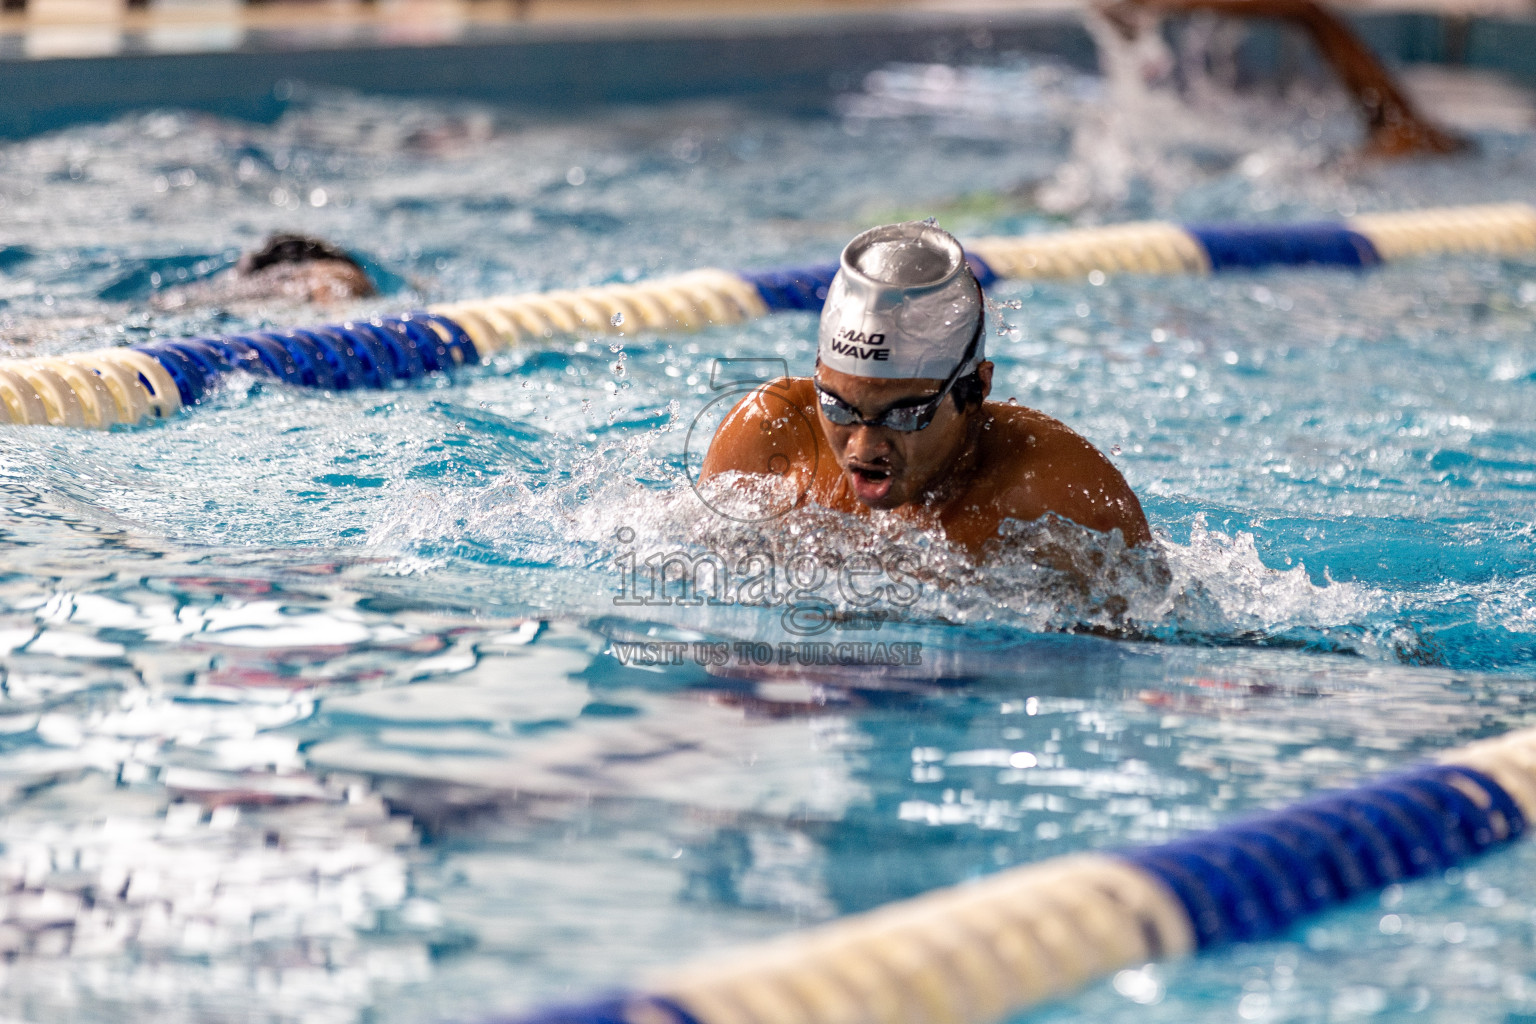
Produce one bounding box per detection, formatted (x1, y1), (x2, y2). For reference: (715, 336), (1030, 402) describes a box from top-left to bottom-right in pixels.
(817, 221), (984, 380)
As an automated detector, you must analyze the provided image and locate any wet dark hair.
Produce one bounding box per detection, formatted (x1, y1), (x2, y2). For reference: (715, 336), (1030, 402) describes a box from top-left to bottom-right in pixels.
(238, 233), (365, 275)
(951, 292), (986, 411)
(952, 369), (986, 410)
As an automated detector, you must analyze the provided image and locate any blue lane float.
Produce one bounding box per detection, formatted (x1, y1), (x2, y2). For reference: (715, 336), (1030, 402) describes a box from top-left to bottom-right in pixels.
(739, 263), (840, 312)
(126, 312), (483, 407)
(1184, 222), (1383, 272)
(1120, 762), (1521, 948)
(489, 732), (1536, 1024)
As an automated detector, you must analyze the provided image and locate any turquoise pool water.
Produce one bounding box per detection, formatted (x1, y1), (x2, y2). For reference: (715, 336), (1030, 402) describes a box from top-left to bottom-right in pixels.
(1, 60), (1535, 1023)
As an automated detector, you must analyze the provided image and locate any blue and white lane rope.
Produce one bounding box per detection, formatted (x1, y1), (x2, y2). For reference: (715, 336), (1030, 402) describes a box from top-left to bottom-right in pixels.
(492, 726), (1536, 1024)
(1, 201), (1533, 427)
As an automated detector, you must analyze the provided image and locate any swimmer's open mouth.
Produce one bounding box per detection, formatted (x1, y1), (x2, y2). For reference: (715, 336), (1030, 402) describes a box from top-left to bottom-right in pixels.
(847, 462), (896, 503)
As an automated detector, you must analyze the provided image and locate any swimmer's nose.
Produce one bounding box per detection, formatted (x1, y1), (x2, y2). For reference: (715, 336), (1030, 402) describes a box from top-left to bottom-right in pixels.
(843, 425), (894, 462)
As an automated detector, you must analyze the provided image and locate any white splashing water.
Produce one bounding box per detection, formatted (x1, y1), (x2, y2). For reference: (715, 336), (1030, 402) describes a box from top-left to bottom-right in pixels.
(366, 458), (1384, 653)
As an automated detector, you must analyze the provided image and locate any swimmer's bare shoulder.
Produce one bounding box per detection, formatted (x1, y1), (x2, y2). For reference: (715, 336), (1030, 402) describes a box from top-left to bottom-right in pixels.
(699, 380), (1151, 549)
(973, 401), (1152, 546)
(699, 377), (819, 483)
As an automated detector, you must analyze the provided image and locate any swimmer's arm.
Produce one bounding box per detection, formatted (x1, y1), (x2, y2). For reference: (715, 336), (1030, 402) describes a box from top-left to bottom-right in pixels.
(998, 418), (1153, 547)
(1108, 0), (1461, 156)
(698, 378), (819, 484)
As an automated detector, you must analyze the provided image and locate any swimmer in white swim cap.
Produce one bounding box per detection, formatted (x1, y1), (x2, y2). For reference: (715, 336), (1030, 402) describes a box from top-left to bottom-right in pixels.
(700, 221), (1150, 557)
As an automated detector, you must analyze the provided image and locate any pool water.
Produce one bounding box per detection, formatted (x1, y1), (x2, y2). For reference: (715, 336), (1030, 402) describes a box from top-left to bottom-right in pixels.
(1, 55), (1535, 1024)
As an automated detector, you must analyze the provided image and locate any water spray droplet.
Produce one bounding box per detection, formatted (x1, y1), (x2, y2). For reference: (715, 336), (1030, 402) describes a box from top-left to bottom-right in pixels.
(610, 312), (624, 327)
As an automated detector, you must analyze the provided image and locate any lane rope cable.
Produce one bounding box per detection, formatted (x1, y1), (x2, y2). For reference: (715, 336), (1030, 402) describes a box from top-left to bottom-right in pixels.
(0, 202), (1532, 427)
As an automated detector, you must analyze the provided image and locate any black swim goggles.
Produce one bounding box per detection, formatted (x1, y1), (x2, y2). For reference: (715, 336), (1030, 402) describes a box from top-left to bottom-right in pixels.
(813, 310), (983, 433)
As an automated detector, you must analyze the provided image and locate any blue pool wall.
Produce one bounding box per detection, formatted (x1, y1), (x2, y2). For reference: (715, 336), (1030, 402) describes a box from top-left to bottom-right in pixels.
(0, 13), (1097, 138)
(0, 10), (1534, 139)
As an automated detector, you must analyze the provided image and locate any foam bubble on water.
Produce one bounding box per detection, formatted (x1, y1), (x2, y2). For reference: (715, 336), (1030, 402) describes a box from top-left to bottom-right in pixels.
(832, 22), (1373, 219)
(402, 446), (1390, 650)
(1156, 514), (1385, 636)
(365, 434), (667, 571)
(1038, 11), (1357, 216)
(893, 512), (1384, 646)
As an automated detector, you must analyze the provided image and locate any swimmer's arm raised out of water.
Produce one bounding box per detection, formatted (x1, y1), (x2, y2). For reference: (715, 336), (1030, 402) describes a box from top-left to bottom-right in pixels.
(1103, 0), (1463, 156)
